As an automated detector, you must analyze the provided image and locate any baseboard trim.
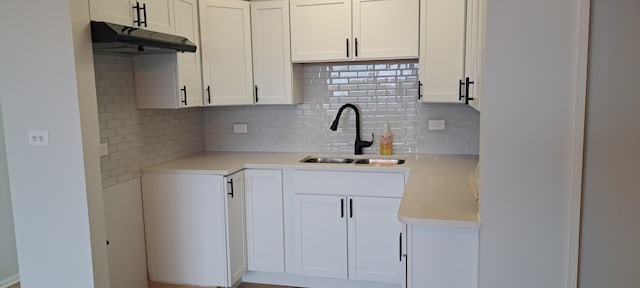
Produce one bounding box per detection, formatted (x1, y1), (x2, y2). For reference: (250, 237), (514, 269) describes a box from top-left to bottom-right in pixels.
(0, 274), (19, 288)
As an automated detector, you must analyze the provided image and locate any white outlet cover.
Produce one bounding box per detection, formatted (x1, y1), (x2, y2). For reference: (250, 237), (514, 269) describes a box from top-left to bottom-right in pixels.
(233, 124), (248, 134)
(28, 130), (49, 146)
(428, 120), (446, 131)
(99, 142), (109, 156)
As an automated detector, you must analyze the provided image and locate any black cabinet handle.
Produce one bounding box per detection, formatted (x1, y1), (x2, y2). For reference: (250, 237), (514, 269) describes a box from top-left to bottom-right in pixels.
(227, 179), (234, 198)
(255, 85), (259, 103)
(399, 233), (403, 261)
(418, 81), (423, 100)
(133, 2), (142, 26)
(459, 79), (465, 101)
(180, 86), (187, 106)
(141, 3), (147, 27)
(349, 198), (353, 218)
(206, 85), (211, 104)
(340, 198), (345, 218)
(346, 38), (349, 58)
(133, 2), (147, 27)
(464, 77), (475, 104)
(355, 38), (358, 57)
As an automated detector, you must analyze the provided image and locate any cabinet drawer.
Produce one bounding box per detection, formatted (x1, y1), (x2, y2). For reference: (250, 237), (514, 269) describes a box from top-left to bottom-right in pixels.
(292, 170), (405, 198)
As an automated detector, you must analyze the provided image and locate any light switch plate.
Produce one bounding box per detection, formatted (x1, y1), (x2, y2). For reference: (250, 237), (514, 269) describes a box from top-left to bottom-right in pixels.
(233, 124), (248, 134)
(428, 120), (446, 131)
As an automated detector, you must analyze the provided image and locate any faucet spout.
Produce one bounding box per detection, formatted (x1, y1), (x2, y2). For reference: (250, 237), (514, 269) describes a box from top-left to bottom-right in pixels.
(330, 103), (373, 155)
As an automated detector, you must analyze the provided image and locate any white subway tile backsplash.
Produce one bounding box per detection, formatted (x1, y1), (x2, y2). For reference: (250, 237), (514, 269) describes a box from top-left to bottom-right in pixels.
(94, 54), (204, 189)
(204, 60), (479, 155)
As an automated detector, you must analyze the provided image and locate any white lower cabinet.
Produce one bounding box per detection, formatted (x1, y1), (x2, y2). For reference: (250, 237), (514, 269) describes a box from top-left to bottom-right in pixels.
(293, 194), (349, 279)
(291, 170), (405, 285)
(407, 225), (478, 288)
(244, 169), (285, 273)
(348, 196), (403, 283)
(141, 171), (246, 287)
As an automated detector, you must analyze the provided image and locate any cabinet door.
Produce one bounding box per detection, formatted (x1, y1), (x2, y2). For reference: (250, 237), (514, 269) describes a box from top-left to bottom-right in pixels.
(140, 0), (174, 34)
(465, 0), (483, 111)
(174, 0), (203, 107)
(347, 197), (403, 283)
(352, 0), (419, 60)
(200, 0), (254, 106)
(407, 225), (478, 288)
(418, 0), (466, 103)
(141, 173), (227, 287)
(245, 169), (285, 273)
(290, 0), (352, 62)
(225, 171), (248, 286)
(89, 0), (134, 27)
(251, 0), (301, 105)
(293, 194), (348, 279)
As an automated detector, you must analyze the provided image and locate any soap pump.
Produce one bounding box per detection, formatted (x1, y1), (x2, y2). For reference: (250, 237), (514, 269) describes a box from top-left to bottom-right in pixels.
(379, 123), (393, 156)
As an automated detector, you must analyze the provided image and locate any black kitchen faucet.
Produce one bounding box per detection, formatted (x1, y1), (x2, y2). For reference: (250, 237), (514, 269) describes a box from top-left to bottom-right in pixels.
(330, 103), (373, 155)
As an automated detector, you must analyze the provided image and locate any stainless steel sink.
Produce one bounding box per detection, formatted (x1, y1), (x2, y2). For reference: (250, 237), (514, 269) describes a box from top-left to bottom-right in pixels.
(300, 156), (405, 165)
(353, 158), (406, 165)
(300, 156), (354, 164)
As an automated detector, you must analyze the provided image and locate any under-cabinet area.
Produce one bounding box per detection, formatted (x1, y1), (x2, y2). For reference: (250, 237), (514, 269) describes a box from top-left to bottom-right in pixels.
(136, 152), (479, 288)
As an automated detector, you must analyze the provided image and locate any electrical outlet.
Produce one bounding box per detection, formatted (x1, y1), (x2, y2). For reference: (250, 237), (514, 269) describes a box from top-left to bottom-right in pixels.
(428, 120), (446, 131)
(28, 130), (50, 146)
(233, 124), (248, 134)
(99, 142), (109, 156)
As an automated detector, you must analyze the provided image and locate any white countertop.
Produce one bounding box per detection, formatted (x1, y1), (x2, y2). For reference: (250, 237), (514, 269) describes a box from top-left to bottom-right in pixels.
(143, 152), (480, 229)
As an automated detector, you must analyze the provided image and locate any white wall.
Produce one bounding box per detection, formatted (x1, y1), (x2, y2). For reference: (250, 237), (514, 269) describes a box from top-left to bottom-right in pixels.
(579, 0), (640, 286)
(479, 0), (585, 287)
(0, 0), (108, 287)
(0, 102), (19, 287)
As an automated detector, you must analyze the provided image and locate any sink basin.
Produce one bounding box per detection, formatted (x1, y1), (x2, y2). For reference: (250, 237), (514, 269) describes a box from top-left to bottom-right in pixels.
(300, 156), (354, 164)
(300, 156), (405, 165)
(353, 158), (406, 165)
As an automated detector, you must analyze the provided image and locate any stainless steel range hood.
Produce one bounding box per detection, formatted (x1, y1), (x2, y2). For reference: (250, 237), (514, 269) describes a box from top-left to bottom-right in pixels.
(90, 21), (196, 55)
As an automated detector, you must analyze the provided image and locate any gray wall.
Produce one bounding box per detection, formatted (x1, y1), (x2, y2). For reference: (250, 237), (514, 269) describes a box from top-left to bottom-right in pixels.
(579, 1), (640, 286)
(479, 0), (585, 287)
(94, 54), (205, 188)
(0, 102), (18, 286)
(0, 0), (108, 287)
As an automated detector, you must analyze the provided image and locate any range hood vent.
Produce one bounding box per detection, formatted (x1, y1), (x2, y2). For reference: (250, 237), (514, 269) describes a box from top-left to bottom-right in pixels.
(90, 21), (196, 55)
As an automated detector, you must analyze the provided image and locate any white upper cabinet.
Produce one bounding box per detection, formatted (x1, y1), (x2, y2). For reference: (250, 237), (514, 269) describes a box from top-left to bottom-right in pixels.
(251, 0), (302, 105)
(352, 0), (419, 60)
(174, 0), (203, 107)
(89, 0), (174, 34)
(465, 0), (484, 111)
(143, 0), (174, 34)
(418, 0), (466, 103)
(419, 0), (483, 108)
(290, 0), (419, 62)
(200, 0), (254, 106)
(290, 0), (352, 62)
(89, 0), (133, 27)
(133, 0), (201, 109)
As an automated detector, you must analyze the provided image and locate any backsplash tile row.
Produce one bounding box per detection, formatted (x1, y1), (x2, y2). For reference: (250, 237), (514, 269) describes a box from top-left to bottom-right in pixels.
(94, 56), (478, 188)
(95, 54), (204, 188)
(204, 60), (479, 155)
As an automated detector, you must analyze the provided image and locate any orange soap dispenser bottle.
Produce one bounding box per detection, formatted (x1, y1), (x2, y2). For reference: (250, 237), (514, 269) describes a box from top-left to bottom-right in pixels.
(379, 123), (393, 156)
